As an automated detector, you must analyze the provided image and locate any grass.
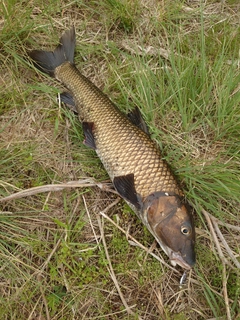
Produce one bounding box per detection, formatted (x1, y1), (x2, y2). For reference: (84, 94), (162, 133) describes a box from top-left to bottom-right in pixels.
(0, 0), (240, 319)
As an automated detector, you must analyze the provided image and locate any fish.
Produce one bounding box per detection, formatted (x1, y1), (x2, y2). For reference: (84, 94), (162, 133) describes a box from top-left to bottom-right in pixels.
(28, 27), (196, 269)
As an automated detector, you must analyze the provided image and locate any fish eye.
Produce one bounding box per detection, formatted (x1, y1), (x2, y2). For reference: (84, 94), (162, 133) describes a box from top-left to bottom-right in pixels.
(181, 225), (191, 235)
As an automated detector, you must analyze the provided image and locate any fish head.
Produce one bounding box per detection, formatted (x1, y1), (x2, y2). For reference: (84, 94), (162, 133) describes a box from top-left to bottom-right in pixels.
(143, 192), (195, 269)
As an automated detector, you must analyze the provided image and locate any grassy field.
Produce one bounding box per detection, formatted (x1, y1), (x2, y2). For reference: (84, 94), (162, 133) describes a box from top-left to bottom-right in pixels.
(0, 0), (239, 319)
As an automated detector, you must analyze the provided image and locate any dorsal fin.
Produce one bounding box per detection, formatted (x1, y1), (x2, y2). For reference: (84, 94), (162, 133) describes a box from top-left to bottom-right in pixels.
(127, 107), (149, 135)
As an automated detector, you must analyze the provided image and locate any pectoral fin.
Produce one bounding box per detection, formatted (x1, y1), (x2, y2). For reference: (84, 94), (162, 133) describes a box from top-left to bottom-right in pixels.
(59, 92), (78, 113)
(113, 174), (142, 210)
(127, 107), (149, 135)
(82, 122), (96, 150)
(60, 91), (75, 106)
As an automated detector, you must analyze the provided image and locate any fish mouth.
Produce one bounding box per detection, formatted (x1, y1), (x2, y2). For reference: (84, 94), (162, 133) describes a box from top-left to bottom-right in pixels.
(169, 251), (192, 270)
(156, 239), (194, 270)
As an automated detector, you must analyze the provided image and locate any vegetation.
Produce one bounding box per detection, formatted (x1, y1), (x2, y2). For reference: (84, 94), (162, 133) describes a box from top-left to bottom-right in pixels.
(0, 0), (239, 319)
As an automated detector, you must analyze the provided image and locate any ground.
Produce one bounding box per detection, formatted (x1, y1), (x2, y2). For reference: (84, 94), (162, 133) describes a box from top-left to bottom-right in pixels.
(0, 0), (239, 319)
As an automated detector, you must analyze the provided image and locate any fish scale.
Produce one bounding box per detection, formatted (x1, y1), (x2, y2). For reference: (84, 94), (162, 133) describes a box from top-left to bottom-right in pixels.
(55, 62), (181, 199)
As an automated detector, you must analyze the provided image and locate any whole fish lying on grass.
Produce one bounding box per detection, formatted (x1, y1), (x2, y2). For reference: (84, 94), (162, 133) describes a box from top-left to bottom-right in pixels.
(29, 27), (195, 270)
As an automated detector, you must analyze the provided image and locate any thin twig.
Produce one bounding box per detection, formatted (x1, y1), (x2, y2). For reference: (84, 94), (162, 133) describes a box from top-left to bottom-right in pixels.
(222, 263), (232, 320)
(153, 287), (165, 319)
(201, 208), (229, 266)
(208, 212), (240, 232)
(212, 219), (240, 269)
(41, 236), (63, 272)
(96, 201), (141, 319)
(0, 179), (117, 203)
(27, 296), (42, 320)
(37, 274), (51, 320)
(82, 194), (101, 245)
(201, 208), (232, 320)
(201, 207), (240, 268)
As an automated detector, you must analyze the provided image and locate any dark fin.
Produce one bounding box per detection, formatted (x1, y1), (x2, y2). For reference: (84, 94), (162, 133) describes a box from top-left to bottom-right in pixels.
(113, 174), (142, 210)
(60, 92), (75, 106)
(59, 92), (78, 113)
(127, 107), (149, 135)
(29, 27), (76, 76)
(82, 122), (96, 150)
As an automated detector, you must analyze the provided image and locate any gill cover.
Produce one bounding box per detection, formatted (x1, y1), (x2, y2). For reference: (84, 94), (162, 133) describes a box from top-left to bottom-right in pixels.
(143, 192), (195, 269)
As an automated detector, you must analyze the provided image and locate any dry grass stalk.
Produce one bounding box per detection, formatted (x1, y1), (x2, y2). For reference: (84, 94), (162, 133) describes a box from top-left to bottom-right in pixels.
(96, 200), (141, 319)
(0, 179), (118, 203)
(201, 208), (234, 320)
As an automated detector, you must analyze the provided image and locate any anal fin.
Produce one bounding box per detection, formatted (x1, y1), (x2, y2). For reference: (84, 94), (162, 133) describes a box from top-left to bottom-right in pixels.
(113, 174), (142, 210)
(82, 122), (96, 150)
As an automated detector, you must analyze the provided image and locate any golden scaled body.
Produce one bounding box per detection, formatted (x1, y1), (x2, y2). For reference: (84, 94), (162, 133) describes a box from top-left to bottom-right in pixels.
(29, 27), (196, 269)
(56, 62), (181, 199)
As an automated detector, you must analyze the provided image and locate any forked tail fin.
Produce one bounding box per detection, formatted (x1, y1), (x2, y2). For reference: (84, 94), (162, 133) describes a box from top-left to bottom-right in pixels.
(29, 27), (76, 76)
